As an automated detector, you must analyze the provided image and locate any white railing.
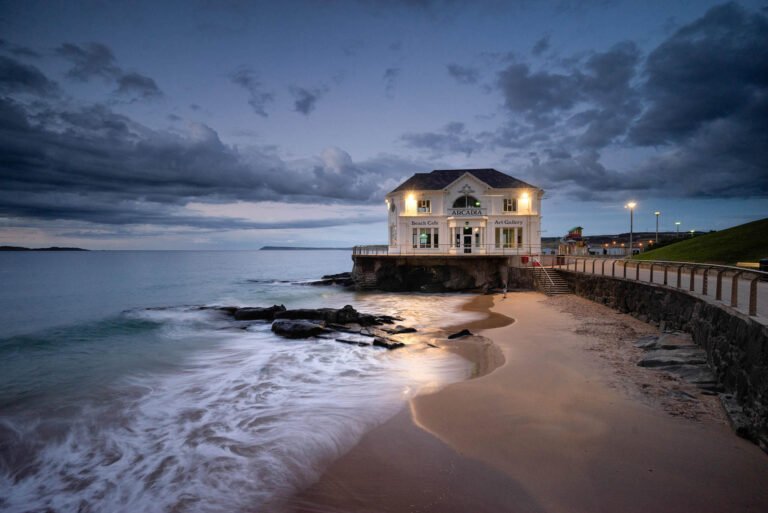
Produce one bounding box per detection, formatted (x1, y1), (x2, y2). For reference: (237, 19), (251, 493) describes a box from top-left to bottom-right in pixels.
(352, 243), (545, 257)
(555, 256), (767, 318)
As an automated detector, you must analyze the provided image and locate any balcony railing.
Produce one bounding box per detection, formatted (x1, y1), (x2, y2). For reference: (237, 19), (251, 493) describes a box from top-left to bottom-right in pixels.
(352, 243), (542, 257)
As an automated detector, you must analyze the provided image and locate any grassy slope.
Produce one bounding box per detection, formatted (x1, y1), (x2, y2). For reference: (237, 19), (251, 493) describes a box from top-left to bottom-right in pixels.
(634, 217), (768, 265)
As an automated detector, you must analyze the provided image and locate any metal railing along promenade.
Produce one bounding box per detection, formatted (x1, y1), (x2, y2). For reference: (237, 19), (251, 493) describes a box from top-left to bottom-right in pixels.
(556, 256), (767, 320)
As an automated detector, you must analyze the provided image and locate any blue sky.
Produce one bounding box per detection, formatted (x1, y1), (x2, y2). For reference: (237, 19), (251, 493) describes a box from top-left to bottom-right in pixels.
(0, 0), (766, 248)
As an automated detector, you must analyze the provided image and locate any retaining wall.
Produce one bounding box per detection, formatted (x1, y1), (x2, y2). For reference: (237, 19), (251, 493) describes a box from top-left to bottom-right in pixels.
(560, 271), (768, 450)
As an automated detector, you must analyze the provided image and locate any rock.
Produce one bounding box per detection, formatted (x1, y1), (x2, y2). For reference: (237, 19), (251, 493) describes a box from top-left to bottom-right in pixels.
(372, 337), (405, 350)
(634, 335), (659, 349)
(335, 337), (371, 347)
(307, 272), (354, 287)
(275, 305), (381, 325)
(638, 348), (708, 368)
(271, 319), (329, 339)
(234, 304), (286, 321)
(447, 329), (473, 339)
(384, 325), (417, 335)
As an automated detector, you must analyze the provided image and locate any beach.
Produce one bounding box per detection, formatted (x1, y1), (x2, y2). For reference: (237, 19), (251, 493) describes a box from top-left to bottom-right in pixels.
(281, 291), (768, 513)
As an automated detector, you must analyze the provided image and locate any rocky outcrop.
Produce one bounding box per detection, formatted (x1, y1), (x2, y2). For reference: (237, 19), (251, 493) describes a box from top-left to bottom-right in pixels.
(561, 271), (768, 452)
(271, 319), (329, 338)
(306, 272), (354, 287)
(233, 305), (286, 321)
(274, 305), (400, 325)
(447, 329), (473, 339)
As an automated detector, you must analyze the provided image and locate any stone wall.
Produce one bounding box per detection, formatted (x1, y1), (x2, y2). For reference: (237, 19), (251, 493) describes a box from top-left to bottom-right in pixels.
(560, 271), (768, 450)
(351, 256), (513, 292)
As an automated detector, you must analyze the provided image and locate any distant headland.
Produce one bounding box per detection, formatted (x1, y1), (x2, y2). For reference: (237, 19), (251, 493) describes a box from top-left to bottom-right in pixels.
(0, 246), (89, 252)
(259, 246), (352, 251)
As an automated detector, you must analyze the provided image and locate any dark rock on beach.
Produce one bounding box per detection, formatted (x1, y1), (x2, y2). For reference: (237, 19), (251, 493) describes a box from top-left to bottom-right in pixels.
(271, 319), (329, 339)
(372, 337), (405, 350)
(307, 272), (355, 287)
(384, 325), (417, 335)
(275, 304), (399, 326)
(447, 329), (473, 339)
(234, 304), (287, 321)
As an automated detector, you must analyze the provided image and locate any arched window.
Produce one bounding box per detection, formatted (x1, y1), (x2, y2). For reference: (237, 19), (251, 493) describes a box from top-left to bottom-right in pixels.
(452, 195), (481, 208)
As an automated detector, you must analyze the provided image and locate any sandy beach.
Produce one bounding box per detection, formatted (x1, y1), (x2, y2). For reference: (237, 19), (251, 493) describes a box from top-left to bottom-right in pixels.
(277, 291), (768, 513)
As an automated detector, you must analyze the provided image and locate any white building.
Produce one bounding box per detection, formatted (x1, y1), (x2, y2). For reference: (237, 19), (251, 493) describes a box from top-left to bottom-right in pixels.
(385, 169), (543, 255)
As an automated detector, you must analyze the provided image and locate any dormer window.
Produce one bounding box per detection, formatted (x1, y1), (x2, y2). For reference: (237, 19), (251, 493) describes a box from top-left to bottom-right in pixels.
(503, 198), (517, 212)
(417, 199), (431, 213)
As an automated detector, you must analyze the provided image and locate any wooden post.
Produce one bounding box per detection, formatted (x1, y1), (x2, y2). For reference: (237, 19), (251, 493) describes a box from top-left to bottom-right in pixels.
(663, 265), (668, 285)
(582, 259), (587, 273)
(689, 266), (696, 292)
(749, 277), (759, 316)
(612, 260), (617, 278)
(623, 260), (627, 278)
(716, 270), (724, 300)
(602, 259), (607, 275)
(649, 263), (655, 283)
(676, 266), (682, 288)
(635, 261), (641, 281)
(592, 259), (596, 274)
(731, 272), (741, 308)
(702, 268), (709, 296)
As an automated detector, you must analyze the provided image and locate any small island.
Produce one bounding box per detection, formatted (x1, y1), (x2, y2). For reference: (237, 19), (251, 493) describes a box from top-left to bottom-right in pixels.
(0, 246), (89, 251)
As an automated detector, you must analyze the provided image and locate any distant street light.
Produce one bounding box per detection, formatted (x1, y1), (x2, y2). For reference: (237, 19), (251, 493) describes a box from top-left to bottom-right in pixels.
(675, 221), (681, 237)
(654, 211), (661, 244)
(625, 202), (636, 258)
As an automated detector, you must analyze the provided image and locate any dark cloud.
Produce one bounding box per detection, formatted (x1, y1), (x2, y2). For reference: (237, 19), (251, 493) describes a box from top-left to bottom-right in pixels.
(0, 39), (41, 58)
(0, 97), (424, 230)
(401, 121), (483, 157)
(531, 36), (550, 56)
(116, 72), (162, 100)
(383, 67), (400, 97)
(230, 69), (274, 117)
(0, 56), (59, 96)
(291, 86), (327, 115)
(55, 42), (163, 101)
(629, 2), (768, 146)
(497, 63), (581, 117)
(446, 63), (480, 84)
(56, 42), (120, 81)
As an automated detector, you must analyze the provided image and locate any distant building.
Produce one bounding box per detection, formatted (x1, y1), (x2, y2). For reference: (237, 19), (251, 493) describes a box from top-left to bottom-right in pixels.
(385, 169), (543, 255)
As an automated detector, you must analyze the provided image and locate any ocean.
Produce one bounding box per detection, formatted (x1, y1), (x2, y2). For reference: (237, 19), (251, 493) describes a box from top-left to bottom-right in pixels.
(0, 250), (477, 512)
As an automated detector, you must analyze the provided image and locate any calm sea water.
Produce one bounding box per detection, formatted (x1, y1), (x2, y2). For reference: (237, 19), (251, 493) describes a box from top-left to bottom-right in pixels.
(0, 250), (477, 512)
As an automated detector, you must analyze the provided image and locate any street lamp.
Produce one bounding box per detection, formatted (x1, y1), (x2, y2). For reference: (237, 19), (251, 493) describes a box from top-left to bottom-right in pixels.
(625, 202), (636, 258)
(675, 221), (681, 237)
(654, 211), (661, 244)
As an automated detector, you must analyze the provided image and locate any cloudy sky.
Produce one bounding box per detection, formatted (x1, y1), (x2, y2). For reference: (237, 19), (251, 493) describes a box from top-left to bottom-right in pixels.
(1, 0), (766, 249)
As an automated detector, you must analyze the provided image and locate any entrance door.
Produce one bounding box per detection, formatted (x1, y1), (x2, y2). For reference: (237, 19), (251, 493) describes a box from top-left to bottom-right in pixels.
(463, 227), (472, 254)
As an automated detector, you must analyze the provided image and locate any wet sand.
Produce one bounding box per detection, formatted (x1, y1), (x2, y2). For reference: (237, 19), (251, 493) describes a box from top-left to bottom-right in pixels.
(278, 292), (768, 513)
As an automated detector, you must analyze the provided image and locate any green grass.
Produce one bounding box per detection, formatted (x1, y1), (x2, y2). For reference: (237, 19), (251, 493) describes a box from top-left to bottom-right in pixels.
(634, 217), (768, 265)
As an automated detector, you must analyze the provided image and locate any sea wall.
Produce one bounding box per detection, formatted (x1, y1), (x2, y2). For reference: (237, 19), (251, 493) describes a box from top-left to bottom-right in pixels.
(351, 256), (513, 292)
(560, 271), (768, 450)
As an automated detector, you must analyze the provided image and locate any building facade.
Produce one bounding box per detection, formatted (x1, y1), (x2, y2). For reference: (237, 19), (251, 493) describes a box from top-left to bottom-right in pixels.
(385, 169), (543, 255)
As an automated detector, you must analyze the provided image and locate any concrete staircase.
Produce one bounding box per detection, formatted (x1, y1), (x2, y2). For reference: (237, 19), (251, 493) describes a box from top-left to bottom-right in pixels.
(534, 267), (571, 295)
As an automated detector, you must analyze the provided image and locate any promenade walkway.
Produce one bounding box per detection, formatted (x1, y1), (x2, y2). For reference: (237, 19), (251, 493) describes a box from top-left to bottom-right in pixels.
(555, 257), (768, 322)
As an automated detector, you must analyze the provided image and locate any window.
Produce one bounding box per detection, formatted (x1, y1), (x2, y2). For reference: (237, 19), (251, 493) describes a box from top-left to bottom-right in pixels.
(417, 199), (431, 213)
(495, 228), (515, 248)
(503, 198), (517, 212)
(412, 228), (439, 249)
(517, 227), (523, 245)
(452, 195), (481, 208)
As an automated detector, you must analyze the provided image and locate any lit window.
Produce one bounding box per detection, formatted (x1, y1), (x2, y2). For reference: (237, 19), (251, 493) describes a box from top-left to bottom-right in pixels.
(503, 198), (517, 212)
(417, 199), (431, 213)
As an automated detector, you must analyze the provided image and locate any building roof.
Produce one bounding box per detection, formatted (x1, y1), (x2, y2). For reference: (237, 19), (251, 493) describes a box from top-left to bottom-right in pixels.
(390, 168), (538, 194)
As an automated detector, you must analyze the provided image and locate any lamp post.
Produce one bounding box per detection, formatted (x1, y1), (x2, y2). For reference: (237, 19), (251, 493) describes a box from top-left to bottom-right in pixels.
(675, 221), (681, 237)
(654, 211), (660, 244)
(625, 202), (636, 258)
